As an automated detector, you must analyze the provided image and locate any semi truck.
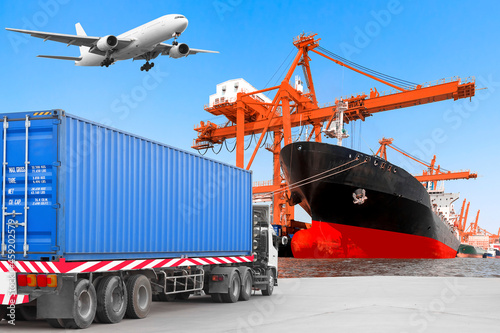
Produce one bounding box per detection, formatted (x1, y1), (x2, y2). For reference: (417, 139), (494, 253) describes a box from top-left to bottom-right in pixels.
(0, 110), (279, 329)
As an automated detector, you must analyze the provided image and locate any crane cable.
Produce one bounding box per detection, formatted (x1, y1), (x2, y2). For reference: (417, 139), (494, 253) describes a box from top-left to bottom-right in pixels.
(225, 139), (236, 153)
(197, 148), (209, 156)
(211, 144), (223, 154)
(244, 133), (254, 150)
(318, 46), (416, 87)
(390, 143), (450, 172)
(263, 47), (296, 90)
(317, 46), (417, 88)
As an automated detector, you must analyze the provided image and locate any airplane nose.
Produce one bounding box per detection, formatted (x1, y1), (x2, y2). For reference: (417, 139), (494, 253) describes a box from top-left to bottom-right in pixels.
(180, 18), (188, 32)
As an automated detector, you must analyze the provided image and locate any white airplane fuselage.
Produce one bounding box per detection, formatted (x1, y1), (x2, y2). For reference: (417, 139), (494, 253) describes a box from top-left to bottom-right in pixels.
(77, 14), (188, 66)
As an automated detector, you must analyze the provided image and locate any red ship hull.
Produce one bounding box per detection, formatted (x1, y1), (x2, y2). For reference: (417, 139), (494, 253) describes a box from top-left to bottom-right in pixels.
(291, 221), (458, 259)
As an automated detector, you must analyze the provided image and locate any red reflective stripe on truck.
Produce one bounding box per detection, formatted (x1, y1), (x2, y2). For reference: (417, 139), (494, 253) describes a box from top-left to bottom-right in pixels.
(0, 262), (9, 272)
(0, 255), (254, 274)
(132, 259), (156, 270)
(187, 258), (204, 266)
(81, 260), (113, 272)
(17, 261), (30, 273)
(40, 261), (55, 273)
(0, 294), (30, 305)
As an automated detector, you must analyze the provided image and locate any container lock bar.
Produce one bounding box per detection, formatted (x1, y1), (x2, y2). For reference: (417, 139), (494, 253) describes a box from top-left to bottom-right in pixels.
(23, 115), (30, 257)
(1, 117), (7, 257)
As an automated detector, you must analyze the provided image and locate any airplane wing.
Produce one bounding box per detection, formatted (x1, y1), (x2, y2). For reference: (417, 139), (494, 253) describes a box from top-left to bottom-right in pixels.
(156, 43), (219, 56)
(5, 28), (133, 53)
(38, 55), (82, 61)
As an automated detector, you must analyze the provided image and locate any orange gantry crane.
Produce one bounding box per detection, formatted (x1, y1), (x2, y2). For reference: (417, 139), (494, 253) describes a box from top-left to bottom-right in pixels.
(456, 201), (499, 245)
(456, 199), (471, 242)
(375, 137), (478, 189)
(192, 33), (476, 233)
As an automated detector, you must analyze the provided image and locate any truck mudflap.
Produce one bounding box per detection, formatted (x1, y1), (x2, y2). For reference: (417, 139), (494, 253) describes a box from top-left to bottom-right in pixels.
(0, 255), (254, 305)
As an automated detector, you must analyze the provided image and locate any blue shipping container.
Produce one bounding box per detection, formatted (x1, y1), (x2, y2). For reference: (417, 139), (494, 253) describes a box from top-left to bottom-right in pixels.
(0, 110), (252, 261)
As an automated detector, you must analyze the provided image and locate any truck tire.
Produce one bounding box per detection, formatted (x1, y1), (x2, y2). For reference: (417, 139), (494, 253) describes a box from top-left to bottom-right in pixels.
(62, 278), (97, 329)
(261, 271), (274, 296)
(96, 276), (128, 324)
(125, 274), (151, 319)
(239, 273), (252, 301)
(46, 318), (65, 328)
(92, 276), (103, 323)
(221, 272), (241, 303)
(18, 305), (37, 321)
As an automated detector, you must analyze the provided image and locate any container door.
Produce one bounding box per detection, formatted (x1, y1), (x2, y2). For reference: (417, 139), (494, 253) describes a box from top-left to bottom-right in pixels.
(0, 113), (58, 260)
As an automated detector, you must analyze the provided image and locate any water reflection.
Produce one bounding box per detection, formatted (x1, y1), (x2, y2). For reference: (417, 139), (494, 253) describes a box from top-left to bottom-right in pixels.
(278, 258), (500, 278)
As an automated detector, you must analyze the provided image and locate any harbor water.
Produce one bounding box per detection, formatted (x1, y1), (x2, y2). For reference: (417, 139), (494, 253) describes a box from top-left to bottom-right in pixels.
(278, 258), (500, 278)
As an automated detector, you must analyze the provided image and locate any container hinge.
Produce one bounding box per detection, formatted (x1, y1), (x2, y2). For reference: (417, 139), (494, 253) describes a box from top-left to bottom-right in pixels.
(52, 161), (61, 167)
(52, 119), (61, 125)
(52, 203), (61, 209)
(51, 245), (60, 251)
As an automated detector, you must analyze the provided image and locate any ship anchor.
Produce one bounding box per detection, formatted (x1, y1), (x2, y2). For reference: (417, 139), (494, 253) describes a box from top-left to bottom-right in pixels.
(353, 189), (368, 205)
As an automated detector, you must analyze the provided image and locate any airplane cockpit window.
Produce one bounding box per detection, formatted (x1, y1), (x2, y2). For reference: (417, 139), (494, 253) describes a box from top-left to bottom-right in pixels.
(174, 16), (185, 19)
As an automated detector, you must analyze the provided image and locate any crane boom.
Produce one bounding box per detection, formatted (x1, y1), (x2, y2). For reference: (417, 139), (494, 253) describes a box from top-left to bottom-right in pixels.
(375, 137), (477, 184)
(194, 78), (475, 144)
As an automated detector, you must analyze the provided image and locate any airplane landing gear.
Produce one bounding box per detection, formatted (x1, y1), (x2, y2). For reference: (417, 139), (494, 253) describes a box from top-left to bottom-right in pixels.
(100, 58), (115, 67)
(172, 32), (181, 46)
(140, 61), (154, 72)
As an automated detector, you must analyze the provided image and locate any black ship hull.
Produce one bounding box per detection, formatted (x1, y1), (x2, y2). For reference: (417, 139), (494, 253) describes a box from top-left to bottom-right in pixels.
(279, 142), (460, 258)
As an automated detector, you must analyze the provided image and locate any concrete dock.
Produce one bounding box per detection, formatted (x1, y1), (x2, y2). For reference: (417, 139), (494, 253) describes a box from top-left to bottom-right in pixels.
(1, 277), (499, 332)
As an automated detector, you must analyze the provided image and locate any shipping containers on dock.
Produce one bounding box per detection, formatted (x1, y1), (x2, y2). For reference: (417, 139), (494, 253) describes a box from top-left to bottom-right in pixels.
(0, 110), (279, 329)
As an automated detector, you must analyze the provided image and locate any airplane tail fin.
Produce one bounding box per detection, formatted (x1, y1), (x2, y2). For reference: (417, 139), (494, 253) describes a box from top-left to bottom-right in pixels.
(75, 23), (89, 56)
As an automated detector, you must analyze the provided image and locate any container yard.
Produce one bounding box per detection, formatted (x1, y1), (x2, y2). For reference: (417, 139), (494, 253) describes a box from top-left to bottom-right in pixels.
(1, 1), (500, 332)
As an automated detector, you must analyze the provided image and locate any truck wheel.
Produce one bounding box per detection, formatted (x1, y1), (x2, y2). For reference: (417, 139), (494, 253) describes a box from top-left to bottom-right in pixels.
(62, 278), (97, 329)
(261, 271), (274, 296)
(239, 273), (252, 301)
(18, 305), (37, 321)
(211, 293), (222, 303)
(46, 318), (65, 328)
(96, 276), (128, 323)
(125, 274), (152, 319)
(92, 276), (103, 323)
(221, 273), (241, 303)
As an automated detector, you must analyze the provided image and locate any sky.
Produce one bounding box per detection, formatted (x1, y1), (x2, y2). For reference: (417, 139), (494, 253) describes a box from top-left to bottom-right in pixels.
(0, 0), (499, 233)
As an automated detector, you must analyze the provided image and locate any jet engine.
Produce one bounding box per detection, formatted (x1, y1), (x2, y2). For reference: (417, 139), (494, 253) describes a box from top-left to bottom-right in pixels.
(95, 35), (119, 51)
(169, 43), (190, 58)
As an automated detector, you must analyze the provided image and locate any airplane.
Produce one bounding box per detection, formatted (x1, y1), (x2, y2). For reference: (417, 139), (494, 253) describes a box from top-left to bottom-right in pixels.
(5, 14), (218, 71)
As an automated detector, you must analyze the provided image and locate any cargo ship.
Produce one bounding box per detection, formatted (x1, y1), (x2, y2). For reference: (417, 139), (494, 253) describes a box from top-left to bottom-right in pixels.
(457, 244), (485, 258)
(279, 142), (461, 259)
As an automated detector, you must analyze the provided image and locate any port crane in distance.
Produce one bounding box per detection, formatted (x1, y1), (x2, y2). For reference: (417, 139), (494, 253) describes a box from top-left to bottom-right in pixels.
(192, 33), (477, 234)
(455, 200), (498, 245)
(375, 137), (478, 186)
